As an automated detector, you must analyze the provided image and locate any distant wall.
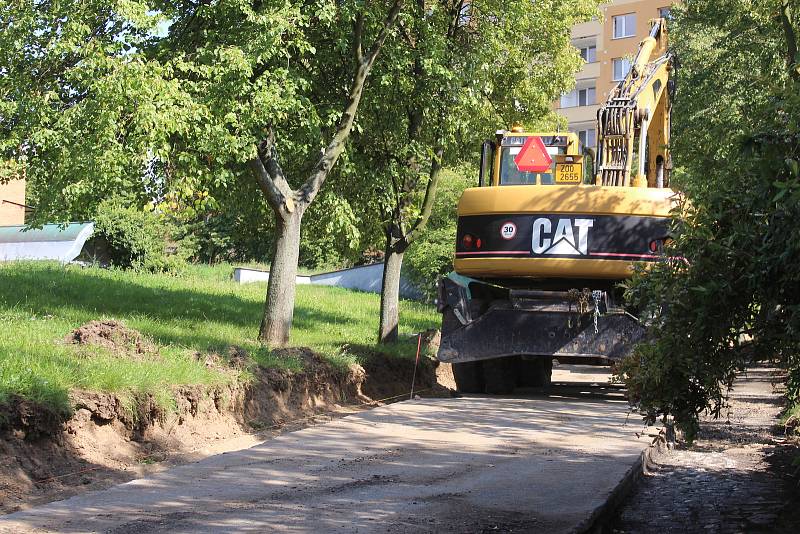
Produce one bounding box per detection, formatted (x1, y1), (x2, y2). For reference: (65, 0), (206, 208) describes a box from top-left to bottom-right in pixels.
(311, 264), (424, 300)
(0, 179), (26, 226)
(234, 263), (424, 301)
(233, 268), (311, 285)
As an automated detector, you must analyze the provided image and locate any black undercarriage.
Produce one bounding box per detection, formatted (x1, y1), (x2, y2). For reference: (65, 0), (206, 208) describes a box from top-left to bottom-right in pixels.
(436, 274), (644, 394)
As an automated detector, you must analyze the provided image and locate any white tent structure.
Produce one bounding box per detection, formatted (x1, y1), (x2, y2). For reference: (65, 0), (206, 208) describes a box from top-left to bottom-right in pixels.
(0, 223), (94, 263)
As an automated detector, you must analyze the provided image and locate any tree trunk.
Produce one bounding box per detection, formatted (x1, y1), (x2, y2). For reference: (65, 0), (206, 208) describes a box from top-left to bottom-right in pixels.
(259, 209), (303, 345)
(250, 0), (404, 346)
(378, 244), (406, 344)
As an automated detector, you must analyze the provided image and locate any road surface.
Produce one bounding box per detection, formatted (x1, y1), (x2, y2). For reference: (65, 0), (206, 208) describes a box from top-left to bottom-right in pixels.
(1, 367), (656, 533)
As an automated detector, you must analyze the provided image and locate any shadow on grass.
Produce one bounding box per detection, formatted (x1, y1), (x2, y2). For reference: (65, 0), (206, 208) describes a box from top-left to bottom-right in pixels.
(0, 265), (262, 330)
(0, 266), (387, 352)
(0, 266), (436, 350)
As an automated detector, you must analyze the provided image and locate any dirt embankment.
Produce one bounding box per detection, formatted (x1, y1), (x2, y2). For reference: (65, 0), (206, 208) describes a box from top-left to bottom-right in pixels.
(0, 323), (454, 514)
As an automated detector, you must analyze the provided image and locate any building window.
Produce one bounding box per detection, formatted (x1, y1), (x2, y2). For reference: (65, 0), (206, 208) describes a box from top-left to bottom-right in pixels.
(613, 14), (636, 39)
(612, 58), (632, 81)
(579, 87), (595, 106)
(578, 129), (596, 150)
(658, 7), (672, 20)
(560, 86), (595, 108)
(580, 45), (597, 63)
(560, 91), (576, 108)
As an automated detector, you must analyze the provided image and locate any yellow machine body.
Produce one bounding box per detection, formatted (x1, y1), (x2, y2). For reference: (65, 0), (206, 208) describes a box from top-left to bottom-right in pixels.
(454, 19), (676, 284)
(436, 19), (676, 382)
(454, 184), (675, 279)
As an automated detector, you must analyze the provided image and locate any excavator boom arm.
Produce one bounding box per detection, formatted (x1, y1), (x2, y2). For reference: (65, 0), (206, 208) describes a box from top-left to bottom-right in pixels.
(596, 18), (674, 188)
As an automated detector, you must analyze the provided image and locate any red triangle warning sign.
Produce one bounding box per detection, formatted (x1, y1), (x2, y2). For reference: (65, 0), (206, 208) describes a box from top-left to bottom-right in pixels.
(514, 136), (552, 173)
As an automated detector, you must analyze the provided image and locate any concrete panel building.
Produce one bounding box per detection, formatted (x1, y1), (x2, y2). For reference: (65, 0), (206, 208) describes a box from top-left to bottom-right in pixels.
(0, 178), (26, 226)
(557, 0), (673, 150)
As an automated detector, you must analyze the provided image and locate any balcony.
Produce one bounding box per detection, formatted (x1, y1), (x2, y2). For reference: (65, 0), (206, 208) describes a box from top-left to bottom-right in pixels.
(571, 21), (601, 41)
(576, 61), (600, 81)
(558, 103), (600, 125)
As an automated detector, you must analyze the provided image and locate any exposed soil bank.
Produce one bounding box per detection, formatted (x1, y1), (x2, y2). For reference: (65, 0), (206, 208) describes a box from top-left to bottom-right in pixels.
(0, 340), (454, 514)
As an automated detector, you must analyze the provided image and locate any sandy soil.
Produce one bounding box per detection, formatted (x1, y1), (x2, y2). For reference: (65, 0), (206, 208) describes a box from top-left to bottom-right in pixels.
(0, 382), (655, 534)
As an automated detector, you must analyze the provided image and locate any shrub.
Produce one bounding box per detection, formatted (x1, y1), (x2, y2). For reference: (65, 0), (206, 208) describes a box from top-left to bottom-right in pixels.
(405, 226), (455, 301)
(88, 199), (188, 273)
(617, 3), (800, 441)
(404, 167), (474, 300)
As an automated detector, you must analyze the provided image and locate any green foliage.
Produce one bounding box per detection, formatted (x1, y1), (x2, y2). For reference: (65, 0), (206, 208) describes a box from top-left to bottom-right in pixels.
(299, 191), (364, 269)
(405, 226), (456, 299)
(1, 1), (186, 220)
(2, 0), (393, 221)
(177, 183), (278, 265)
(1, 0), (412, 292)
(348, 0), (601, 250)
(619, 1), (800, 440)
(91, 199), (189, 273)
(405, 167), (475, 299)
(180, 215), (240, 264)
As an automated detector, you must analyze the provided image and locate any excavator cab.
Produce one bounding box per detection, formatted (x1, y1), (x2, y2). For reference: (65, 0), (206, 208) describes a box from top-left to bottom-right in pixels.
(479, 130), (585, 187)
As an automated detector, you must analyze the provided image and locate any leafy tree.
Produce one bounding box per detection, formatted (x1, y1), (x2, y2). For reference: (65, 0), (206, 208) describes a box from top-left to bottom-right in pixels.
(619, 0), (800, 440)
(0, 1), (170, 208)
(2, 0), (404, 346)
(150, 0), (405, 346)
(353, 0), (600, 342)
(403, 167), (473, 300)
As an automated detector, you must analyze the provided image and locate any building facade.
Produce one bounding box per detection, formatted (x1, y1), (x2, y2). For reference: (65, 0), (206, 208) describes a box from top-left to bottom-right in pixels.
(557, 0), (673, 150)
(0, 178), (26, 226)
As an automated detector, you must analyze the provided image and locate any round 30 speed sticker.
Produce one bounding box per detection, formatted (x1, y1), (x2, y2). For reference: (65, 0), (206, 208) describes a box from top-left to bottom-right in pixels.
(500, 221), (517, 240)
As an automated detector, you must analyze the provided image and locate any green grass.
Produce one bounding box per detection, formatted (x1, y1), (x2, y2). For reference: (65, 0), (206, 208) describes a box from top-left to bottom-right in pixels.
(0, 262), (439, 414)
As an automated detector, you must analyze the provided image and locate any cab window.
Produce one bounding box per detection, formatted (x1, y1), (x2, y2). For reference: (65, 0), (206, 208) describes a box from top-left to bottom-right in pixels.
(499, 145), (563, 185)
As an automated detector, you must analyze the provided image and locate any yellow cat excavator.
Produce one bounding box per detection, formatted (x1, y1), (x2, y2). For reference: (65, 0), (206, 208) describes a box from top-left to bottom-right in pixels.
(436, 18), (676, 393)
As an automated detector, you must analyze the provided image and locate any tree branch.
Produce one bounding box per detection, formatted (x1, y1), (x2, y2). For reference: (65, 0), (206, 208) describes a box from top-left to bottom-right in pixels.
(779, 0), (799, 81)
(248, 157), (288, 218)
(447, 0), (466, 38)
(364, 0), (404, 66)
(296, 0), (405, 206)
(257, 130), (293, 195)
(354, 12), (365, 65)
(249, 130), (295, 218)
(405, 145), (444, 244)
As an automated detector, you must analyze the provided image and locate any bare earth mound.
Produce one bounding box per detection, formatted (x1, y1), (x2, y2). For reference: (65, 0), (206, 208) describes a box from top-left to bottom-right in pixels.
(64, 320), (160, 361)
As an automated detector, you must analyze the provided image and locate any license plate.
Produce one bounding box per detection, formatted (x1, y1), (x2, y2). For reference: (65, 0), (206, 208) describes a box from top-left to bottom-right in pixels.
(555, 162), (582, 184)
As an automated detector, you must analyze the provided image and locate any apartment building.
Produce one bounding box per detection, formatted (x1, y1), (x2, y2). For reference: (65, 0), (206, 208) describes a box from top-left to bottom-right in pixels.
(0, 178), (26, 226)
(557, 0), (673, 150)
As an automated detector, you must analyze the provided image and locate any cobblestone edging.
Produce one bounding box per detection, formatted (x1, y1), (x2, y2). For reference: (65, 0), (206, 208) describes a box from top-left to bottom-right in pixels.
(575, 434), (667, 534)
(610, 366), (798, 534)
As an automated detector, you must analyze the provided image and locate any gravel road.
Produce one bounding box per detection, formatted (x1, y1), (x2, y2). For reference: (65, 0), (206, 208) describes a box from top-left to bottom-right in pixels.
(1, 366), (657, 534)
